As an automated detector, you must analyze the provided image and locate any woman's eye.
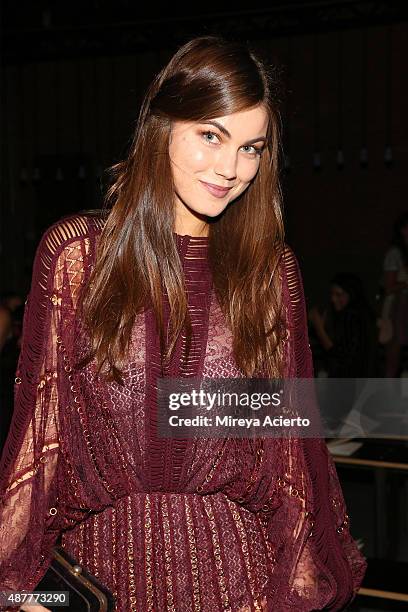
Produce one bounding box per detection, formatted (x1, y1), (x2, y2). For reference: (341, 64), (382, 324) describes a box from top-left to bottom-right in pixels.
(201, 130), (220, 144)
(241, 144), (263, 157)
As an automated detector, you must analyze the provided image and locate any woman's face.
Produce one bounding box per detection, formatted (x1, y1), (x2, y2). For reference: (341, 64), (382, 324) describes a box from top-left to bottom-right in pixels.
(330, 285), (350, 311)
(169, 104), (269, 229)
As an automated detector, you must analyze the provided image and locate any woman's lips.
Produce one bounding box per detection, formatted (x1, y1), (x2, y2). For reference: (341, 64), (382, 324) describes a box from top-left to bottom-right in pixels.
(199, 180), (232, 198)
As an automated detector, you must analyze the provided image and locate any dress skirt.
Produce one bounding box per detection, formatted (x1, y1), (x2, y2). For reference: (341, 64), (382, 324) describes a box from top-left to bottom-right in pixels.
(61, 491), (273, 612)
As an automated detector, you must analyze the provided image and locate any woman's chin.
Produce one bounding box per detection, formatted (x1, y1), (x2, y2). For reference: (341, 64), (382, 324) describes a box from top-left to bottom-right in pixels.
(185, 203), (229, 219)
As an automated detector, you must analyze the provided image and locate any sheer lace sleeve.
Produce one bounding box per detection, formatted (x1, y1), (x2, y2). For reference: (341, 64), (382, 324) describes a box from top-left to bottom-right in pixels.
(265, 245), (367, 610)
(0, 216), (96, 598)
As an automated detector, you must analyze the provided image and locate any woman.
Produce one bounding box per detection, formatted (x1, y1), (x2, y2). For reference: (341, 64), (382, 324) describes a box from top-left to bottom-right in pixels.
(309, 273), (378, 378)
(0, 36), (365, 611)
(382, 212), (408, 376)
(309, 273), (378, 431)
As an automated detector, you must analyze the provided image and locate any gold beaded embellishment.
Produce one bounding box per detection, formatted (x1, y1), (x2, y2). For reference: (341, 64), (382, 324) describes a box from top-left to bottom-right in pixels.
(336, 514), (349, 534)
(227, 499), (258, 605)
(202, 496), (231, 610)
(144, 496), (154, 611)
(126, 497), (138, 610)
(196, 446), (224, 494)
(58, 336), (114, 495)
(184, 496), (202, 611)
(161, 495), (177, 612)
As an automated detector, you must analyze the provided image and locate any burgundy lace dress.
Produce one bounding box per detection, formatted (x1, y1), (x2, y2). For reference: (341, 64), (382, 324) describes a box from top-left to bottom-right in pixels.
(0, 214), (366, 611)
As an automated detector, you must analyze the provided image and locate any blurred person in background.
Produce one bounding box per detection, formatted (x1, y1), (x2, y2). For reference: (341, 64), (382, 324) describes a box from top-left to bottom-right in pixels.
(380, 211), (408, 377)
(309, 273), (378, 378)
(0, 292), (23, 352)
(309, 273), (378, 430)
(0, 293), (24, 452)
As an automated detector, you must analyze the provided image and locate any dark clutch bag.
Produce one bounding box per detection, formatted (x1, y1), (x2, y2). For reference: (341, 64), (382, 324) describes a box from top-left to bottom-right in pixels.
(35, 546), (115, 612)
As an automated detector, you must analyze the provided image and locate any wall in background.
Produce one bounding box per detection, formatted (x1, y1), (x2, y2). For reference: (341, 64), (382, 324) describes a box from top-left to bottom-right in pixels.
(1, 18), (407, 314)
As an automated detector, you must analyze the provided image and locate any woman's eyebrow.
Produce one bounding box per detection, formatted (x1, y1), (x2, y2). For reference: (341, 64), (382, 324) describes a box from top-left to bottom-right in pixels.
(201, 120), (267, 145)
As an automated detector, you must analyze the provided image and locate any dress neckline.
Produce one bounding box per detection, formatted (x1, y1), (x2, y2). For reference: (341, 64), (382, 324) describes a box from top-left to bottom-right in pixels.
(172, 232), (210, 266)
(172, 231), (209, 241)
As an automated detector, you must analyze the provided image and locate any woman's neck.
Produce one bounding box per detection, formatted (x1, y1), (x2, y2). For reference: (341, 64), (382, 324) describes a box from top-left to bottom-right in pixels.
(174, 222), (209, 238)
(174, 203), (210, 237)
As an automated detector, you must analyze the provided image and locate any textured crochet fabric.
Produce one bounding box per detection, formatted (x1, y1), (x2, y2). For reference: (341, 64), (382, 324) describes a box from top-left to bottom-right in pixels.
(0, 213), (366, 611)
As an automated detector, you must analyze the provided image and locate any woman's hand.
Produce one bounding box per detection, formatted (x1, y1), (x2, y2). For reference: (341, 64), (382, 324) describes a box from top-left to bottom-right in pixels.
(308, 306), (334, 351)
(308, 306), (324, 329)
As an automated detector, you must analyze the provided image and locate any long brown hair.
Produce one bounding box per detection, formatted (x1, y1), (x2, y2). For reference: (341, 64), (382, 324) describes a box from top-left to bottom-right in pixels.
(79, 35), (286, 383)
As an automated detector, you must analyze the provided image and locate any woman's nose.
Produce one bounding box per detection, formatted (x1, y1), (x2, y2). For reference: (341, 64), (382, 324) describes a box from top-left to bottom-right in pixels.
(214, 150), (237, 181)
